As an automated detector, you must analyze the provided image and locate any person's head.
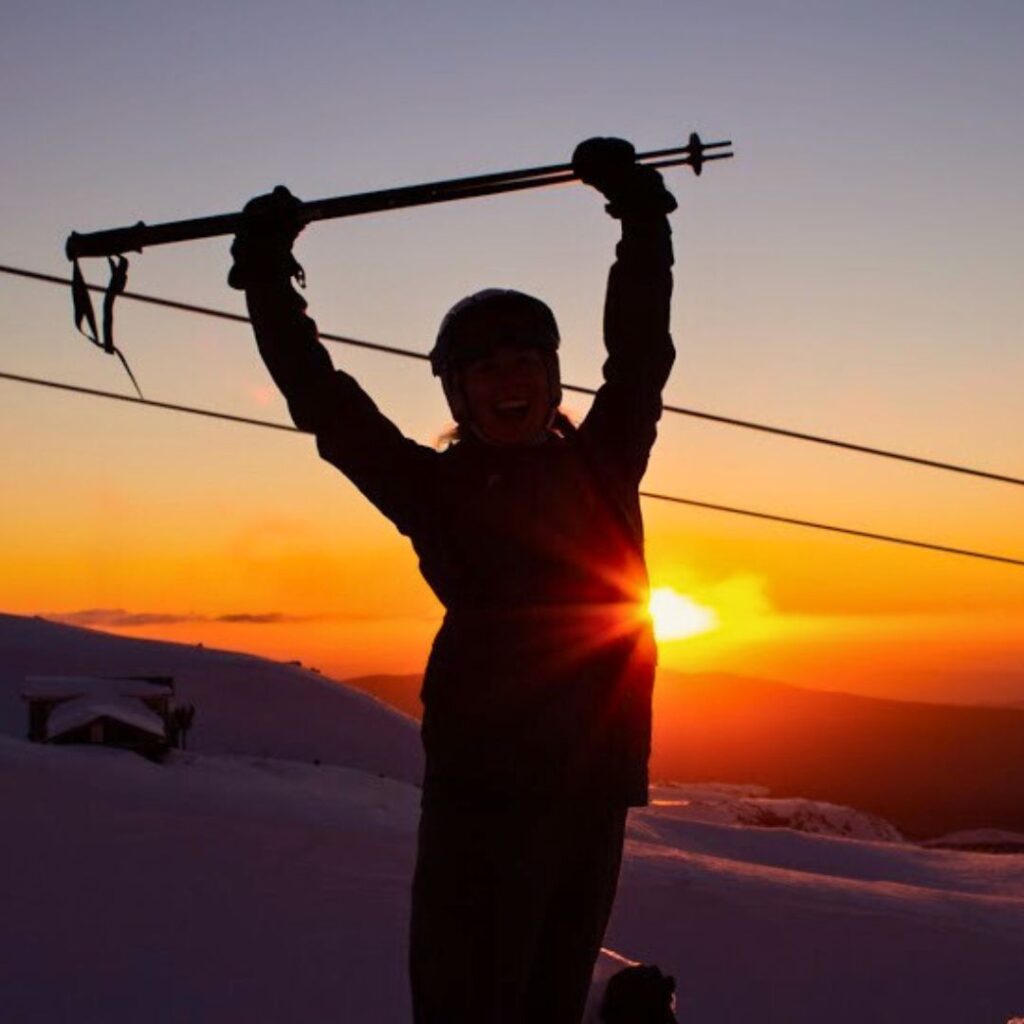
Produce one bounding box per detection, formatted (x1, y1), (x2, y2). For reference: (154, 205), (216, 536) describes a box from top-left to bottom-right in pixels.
(430, 289), (563, 446)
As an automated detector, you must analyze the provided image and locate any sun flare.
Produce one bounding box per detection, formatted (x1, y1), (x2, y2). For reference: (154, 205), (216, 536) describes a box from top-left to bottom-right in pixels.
(647, 587), (719, 642)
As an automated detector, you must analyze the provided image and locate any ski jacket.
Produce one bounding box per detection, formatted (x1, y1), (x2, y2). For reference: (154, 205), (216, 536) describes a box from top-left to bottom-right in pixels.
(245, 217), (675, 808)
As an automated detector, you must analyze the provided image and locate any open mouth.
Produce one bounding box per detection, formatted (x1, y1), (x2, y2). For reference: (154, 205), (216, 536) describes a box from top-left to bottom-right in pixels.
(492, 399), (532, 423)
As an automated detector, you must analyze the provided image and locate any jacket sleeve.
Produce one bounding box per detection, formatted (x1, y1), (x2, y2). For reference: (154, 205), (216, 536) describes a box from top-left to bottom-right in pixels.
(578, 217), (676, 485)
(244, 277), (436, 537)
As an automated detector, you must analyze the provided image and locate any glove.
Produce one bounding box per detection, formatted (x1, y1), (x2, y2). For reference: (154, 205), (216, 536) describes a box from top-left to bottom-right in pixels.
(228, 185), (307, 290)
(572, 137), (677, 220)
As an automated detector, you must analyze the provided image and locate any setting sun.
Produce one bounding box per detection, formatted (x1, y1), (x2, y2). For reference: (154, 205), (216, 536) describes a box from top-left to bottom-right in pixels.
(647, 587), (719, 642)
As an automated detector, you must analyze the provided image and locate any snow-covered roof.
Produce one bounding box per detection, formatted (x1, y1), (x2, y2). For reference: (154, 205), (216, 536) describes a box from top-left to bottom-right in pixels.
(21, 675), (173, 701)
(47, 696), (167, 741)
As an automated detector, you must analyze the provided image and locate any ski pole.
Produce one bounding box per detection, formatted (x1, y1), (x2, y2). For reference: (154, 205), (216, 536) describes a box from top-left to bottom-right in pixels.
(64, 133), (732, 260)
(62, 131), (732, 395)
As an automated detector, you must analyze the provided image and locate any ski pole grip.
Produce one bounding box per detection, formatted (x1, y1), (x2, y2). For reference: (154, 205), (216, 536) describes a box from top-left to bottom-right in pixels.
(66, 222), (148, 260)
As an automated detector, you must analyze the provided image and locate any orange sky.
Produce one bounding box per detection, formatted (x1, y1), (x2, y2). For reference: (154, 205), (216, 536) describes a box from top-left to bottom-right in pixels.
(3, 367), (1021, 707)
(2, 4), (1022, 708)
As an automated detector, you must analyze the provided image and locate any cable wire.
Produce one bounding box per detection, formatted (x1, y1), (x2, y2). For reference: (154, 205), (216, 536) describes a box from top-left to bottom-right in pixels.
(3, 367), (1021, 568)
(0, 368), (300, 433)
(3, 261), (1021, 487)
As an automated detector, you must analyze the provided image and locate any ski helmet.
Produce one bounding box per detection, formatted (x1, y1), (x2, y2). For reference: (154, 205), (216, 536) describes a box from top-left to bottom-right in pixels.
(430, 288), (562, 423)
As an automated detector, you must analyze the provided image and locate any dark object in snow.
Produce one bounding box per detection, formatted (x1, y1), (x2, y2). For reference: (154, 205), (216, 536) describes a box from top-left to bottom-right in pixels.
(600, 963), (678, 1023)
(169, 703), (196, 750)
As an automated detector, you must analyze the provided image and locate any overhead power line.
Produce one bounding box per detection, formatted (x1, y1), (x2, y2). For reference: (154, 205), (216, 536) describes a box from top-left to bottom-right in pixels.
(641, 492), (1023, 568)
(2, 367), (1021, 569)
(2, 261), (1022, 489)
(0, 368), (299, 433)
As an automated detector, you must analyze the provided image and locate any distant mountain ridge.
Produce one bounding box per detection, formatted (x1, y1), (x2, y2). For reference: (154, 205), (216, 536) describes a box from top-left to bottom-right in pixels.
(344, 669), (1024, 839)
(652, 670), (1024, 839)
(346, 673), (424, 720)
(6, 615), (1022, 839)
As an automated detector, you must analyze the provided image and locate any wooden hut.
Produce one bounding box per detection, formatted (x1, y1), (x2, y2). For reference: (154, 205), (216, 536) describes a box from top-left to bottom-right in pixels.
(20, 676), (176, 758)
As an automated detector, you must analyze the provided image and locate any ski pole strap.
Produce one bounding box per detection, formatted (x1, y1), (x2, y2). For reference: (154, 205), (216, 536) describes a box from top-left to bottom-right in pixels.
(102, 255), (128, 355)
(71, 257), (100, 345)
(70, 256), (144, 398)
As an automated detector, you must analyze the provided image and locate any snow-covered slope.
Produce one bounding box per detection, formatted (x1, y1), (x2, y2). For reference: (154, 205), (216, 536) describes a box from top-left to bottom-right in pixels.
(0, 735), (419, 1023)
(0, 613), (422, 785)
(2, 736), (1022, 1024)
(2, 613), (1023, 1023)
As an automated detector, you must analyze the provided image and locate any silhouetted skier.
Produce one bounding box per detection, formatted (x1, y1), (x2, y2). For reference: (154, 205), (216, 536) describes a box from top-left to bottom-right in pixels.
(228, 137), (676, 1024)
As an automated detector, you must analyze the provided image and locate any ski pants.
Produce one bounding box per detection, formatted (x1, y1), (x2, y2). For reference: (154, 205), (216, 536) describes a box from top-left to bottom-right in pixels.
(409, 795), (628, 1024)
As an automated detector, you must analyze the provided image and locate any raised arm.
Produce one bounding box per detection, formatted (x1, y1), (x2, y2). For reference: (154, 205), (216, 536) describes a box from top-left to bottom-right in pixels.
(228, 188), (435, 536)
(573, 140), (677, 484)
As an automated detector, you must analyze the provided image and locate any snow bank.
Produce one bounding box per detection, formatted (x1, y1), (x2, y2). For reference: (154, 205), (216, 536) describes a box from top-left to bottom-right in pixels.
(925, 829), (1024, 854)
(645, 781), (903, 841)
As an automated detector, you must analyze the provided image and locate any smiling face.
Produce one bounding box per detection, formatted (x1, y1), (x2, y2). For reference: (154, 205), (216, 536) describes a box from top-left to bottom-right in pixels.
(460, 345), (555, 445)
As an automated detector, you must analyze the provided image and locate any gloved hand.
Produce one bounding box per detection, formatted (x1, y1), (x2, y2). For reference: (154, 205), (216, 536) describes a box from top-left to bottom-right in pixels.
(572, 137), (677, 219)
(227, 185), (307, 290)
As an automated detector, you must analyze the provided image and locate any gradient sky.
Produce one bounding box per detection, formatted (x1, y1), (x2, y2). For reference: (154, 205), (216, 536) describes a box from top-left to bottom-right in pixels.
(2, 1), (1022, 704)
